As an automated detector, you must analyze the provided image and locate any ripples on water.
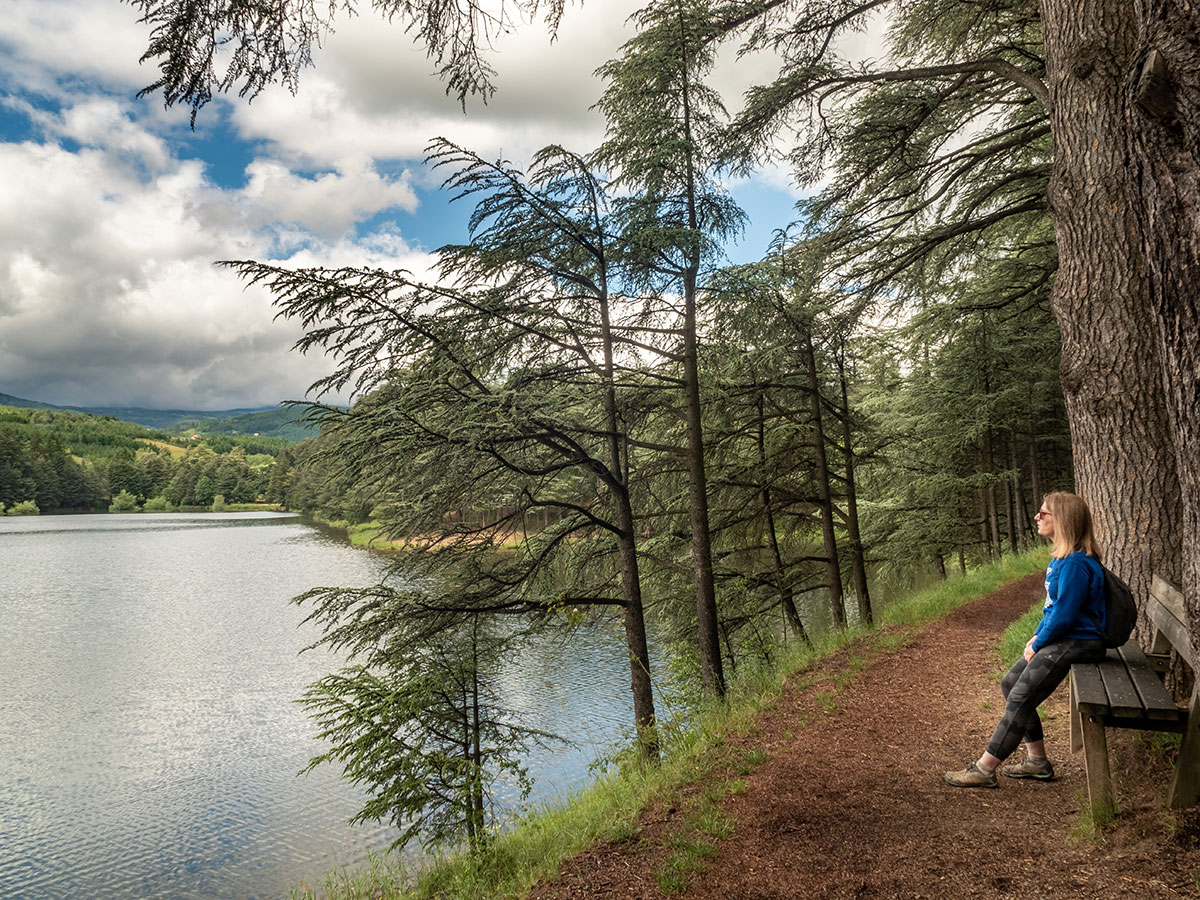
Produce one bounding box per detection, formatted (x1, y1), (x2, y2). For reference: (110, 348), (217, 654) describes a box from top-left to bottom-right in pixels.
(0, 514), (651, 900)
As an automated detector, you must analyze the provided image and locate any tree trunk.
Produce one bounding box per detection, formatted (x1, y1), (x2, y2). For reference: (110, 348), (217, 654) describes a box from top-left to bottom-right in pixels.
(978, 488), (992, 560)
(681, 270), (725, 700)
(1126, 0), (1200, 656)
(600, 289), (660, 759)
(678, 24), (726, 698)
(1010, 437), (1032, 550)
(469, 662), (484, 851)
(802, 326), (845, 628)
(1027, 403), (1042, 512)
(1040, 0), (1183, 617)
(836, 349), (872, 625)
(934, 553), (947, 580)
(758, 394), (810, 645)
(1005, 443), (1019, 554)
(983, 430), (1002, 557)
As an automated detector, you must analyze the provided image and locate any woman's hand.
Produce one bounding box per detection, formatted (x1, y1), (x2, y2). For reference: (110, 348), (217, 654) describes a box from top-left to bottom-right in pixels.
(1024, 636), (1037, 662)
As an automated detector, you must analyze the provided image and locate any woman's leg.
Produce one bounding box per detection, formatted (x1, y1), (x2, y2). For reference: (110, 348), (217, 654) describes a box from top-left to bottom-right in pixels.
(985, 639), (1099, 761)
(999, 656), (1045, 749)
(947, 639), (1104, 787)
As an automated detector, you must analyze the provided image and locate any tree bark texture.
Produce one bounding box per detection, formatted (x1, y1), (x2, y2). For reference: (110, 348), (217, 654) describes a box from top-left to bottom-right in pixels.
(759, 394), (810, 644)
(678, 31), (726, 699)
(1126, 0), (1200, 658)
(1040, 0), (1183, 621)
(616, 490), (660, 758)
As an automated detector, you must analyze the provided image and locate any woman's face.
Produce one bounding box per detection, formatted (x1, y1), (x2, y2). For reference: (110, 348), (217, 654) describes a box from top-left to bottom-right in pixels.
(1035, 503), (1055, 540)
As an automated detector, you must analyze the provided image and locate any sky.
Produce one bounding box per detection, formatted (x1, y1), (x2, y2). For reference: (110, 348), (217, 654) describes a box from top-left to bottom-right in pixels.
(0, 0), (816, 411)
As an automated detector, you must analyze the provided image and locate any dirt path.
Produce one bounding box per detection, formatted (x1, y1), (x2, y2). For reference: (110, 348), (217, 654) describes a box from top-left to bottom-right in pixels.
(530, 575), (1200, 900)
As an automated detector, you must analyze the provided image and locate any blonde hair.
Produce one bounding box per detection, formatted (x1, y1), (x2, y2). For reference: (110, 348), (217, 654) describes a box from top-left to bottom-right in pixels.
(1044, 491), (1103, 562)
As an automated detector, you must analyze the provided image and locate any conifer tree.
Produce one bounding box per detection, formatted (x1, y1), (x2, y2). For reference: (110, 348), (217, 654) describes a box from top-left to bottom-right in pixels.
(593, 0), (745, 697)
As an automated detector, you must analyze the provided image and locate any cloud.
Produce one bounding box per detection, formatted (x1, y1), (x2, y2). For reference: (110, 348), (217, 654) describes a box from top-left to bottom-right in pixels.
(0, 0), (154, 97)
(0, 108), (435, 409)
(239, 158), (419, 241)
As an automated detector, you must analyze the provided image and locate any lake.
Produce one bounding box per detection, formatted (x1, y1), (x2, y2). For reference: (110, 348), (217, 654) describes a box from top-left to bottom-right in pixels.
(0, 513), (658, 900)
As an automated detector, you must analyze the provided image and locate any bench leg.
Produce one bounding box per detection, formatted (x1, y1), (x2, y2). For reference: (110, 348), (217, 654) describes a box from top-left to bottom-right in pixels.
(1167, 686), (1200, 809)
(1080, 713), (1116, 822)
(1070, 678), (1083, 754)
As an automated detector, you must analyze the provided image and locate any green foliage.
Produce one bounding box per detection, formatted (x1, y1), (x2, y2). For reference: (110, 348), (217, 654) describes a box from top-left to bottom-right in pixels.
(211, 493), (227, 511)
(298, 593), (558, 855)
(999, 600), (1046, 665)
(7, 499), (39, 516)
(193, 475), (215, 505)
(109, 489), (139, 512)
(0, 403), (178, 461)
(129, 0), (571, 120)
(0, 404), (284, 512)
(177, 407), (316, 443)
(143, 495), (169, 511)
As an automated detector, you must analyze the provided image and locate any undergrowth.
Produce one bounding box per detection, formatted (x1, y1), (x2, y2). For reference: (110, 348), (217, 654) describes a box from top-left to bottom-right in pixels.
(291, 547), (1052, 900)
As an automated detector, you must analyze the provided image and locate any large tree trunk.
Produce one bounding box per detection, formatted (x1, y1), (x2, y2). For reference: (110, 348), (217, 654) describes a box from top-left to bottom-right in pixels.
(678, 32), (726, 699)
(1040, 0), (1183, 621)
(1126, 0), (1200, 657)
(1010, 438), (1032, 550)
(615, 488), (660, 758)
(682, 269), (725, 698)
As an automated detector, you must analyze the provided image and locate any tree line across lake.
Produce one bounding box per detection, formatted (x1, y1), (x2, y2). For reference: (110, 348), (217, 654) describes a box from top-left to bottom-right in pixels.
(0, 405), (294, 513)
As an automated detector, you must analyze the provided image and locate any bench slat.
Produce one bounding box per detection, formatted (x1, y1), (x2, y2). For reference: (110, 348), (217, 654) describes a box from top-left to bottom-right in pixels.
(1073, 662), (1111, 714)
(1118, 643), (1183, 720)
(1149, 575), (1193, 669)
(1098, 648), (1147, 718)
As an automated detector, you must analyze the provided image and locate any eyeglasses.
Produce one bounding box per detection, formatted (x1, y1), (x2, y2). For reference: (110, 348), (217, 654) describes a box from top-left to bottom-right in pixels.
(1035, 509), (1052, 519)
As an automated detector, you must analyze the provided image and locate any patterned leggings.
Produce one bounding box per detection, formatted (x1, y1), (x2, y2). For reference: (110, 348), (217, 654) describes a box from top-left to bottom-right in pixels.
(986, 637), (1106, 760)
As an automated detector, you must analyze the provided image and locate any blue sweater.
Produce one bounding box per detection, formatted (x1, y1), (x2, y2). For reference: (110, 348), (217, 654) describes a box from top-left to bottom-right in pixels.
(1033, 551), (1106, 651)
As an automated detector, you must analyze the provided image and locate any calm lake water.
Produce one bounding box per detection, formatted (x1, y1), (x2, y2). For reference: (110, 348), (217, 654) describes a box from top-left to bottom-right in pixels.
(0, 513), (657, 900)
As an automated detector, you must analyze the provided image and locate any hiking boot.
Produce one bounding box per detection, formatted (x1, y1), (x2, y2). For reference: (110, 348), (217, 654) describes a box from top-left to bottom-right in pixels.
(1001, 755), (1055, 781)
(943, 762), (998, 788)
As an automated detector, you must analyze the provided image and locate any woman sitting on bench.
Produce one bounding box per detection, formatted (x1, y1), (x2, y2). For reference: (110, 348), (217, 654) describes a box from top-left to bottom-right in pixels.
(945, 491), (1108, 788)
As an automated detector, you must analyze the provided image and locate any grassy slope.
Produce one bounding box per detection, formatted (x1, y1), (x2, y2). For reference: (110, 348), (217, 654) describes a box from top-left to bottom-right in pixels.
(292, 548), (1052, 900)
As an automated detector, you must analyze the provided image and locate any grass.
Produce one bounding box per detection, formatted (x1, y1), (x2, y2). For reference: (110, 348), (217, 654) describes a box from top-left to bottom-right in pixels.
(291, 547), (1054, 900)
(998, 600), (1046, 668)
(137, 438), (188, 458)
(338, 520), (530, 554)
(881, 547), (1050, 628)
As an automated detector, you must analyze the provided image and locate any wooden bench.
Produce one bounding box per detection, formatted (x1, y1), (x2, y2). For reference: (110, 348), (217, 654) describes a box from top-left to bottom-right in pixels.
(1069, 575), (1199, 818)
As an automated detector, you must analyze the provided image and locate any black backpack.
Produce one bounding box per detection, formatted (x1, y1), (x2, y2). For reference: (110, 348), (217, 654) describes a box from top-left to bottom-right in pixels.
(1100, 565), (1138, 648)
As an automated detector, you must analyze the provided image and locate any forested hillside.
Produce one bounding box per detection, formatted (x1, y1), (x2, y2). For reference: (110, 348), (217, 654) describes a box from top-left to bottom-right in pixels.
(0, 404), (292, 512)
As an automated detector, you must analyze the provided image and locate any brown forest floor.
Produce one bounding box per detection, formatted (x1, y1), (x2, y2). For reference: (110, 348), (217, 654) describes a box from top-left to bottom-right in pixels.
(528, 574), (1200, 900)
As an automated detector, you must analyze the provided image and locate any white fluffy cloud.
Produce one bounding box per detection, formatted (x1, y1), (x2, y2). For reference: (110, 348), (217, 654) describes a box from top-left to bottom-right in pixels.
(0, 107), (431, 408)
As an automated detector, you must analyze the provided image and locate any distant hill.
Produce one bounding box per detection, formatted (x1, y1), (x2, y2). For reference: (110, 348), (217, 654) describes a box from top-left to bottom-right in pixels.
(0, 392), (58, 411)
(179, 407), (317, 443)
(0, 392), (315, 440)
